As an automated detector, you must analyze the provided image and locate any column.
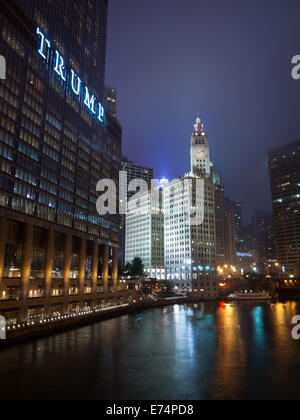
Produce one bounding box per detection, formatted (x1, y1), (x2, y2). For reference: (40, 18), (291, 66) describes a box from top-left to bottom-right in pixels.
(63, 233), (72, 314)
(112, 246), (119, 293)
(44, 229), (55, 318)
(102, 245), (109, 295)
(91, 241), (99, 309)
(79, 238), (86, 308)
(20, 223), (34, 322)
(0, 216), (8, 290)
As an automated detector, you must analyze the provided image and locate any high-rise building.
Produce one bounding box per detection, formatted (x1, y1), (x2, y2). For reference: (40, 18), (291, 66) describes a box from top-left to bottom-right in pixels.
(0, 0), (123, 326)
(238, 225), (254, 254)
(104, 86), (117, 118)
(119, 158), (154, 265)
(251, 211), (276, 262)
(213, 171), (237, 267)
(224, 205), (237, 265)
(121, 158), (154, 186)
(225, 197), (242, 245)
(190, 117), (211, 177)
(269, 140), (300, 278)
(214, 171), (226, 266)
(236, 224), (259, 273)
(125, 189), (164, 279)
(164, 118), (218, 298)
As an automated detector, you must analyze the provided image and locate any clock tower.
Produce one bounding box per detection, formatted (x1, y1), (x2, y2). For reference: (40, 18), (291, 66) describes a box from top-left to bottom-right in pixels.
(190, 117), (211, 177)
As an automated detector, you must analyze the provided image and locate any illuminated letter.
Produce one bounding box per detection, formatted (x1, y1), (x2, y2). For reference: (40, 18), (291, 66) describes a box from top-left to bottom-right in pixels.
(54, 50), (66, 81)
(98, 102), (105, 123)
(37, 27), (50, 61)
(292, 55), (300, 80)
(84, 87), (96, 114)
(71, 69), (82, 96)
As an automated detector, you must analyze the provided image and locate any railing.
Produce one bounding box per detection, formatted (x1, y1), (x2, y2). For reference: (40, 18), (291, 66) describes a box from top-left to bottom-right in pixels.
(2, 296), (201, 339)
(5, 303), (132, 333)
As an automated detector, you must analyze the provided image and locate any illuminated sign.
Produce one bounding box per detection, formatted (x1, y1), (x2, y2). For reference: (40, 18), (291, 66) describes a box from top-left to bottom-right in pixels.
(36, 27), (106, 128)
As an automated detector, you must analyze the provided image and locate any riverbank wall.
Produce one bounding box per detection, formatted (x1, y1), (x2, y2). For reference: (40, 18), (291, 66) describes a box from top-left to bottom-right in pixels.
(0, 296), (206, 346)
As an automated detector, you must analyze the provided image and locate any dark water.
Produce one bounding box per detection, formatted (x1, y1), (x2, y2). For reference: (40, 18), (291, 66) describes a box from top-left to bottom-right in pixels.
(0, 301), (300, 400)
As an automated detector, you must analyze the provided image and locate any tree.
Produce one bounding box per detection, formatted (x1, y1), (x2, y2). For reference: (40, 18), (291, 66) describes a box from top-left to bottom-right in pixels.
(124, 263), (132, 276)
(130, 257), (144, 277)
(164, 280), (174, 292)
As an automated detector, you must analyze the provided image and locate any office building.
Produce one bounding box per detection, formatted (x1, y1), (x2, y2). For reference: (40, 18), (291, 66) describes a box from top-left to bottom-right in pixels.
(251, 211), (276, 262)
(214, 171), (237, 267)
(164, 118), (218, 298)
(214, 171), (226, 266)
(119, 157), (154, 266)
(125, 188), (164, 279)
(0, 0), (123, 326)
(225, 197), (242, 246)
(269, 140), (300, 277)
(224, 205), (237, 265)
(104, 86), (117, 119)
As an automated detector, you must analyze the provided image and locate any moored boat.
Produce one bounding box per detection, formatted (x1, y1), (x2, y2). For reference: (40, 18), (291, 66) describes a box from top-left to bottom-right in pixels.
(227, 291), (272, 301)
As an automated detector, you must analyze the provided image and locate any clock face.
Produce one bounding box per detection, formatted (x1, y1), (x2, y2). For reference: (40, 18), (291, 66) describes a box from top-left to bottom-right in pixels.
(199, 150), (205, 157)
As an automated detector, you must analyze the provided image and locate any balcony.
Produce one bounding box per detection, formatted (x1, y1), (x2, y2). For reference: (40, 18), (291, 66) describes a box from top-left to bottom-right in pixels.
(0, 289), (21, 301)
(51, 288), (64, 297)
(28, 289), (45, 298)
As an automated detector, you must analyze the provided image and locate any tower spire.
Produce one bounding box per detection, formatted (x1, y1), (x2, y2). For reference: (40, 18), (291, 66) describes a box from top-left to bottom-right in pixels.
(194, 116), (204, 135)
(191, 116), (210, 177)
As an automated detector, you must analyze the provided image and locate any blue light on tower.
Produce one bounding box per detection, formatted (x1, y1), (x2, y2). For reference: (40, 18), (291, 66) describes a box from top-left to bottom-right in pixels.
(159, 178), (169, 188)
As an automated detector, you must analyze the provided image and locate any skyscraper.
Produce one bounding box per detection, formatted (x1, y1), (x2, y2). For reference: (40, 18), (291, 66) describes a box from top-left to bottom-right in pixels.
(224, 205), (237, 265)
(121, 158), (154, 186)
(190, 117), (211, 177)
(104, 86), (117, 119)
(164, 118), (218, 298)
(225, 197), (242, 246)
(251, 211), (276, 262)
(0, 0), (123, 326)
(214, 171), (226, 266)
(119, 158), (154, 266)
(269, 140), (300, 278)
(125, 188), (164, 279)
(213, 171), (237, 267)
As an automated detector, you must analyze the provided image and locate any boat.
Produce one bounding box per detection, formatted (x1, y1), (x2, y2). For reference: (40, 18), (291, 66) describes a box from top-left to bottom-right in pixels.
(227, 291), (272, 301)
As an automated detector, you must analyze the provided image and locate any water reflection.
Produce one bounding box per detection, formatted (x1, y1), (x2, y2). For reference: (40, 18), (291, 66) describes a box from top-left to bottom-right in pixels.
(211, 302), (247, 399)
(0, 301), (299, 400)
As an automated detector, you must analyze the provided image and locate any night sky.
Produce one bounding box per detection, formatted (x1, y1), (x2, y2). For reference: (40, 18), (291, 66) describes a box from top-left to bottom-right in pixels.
(106, 0), (300, 223)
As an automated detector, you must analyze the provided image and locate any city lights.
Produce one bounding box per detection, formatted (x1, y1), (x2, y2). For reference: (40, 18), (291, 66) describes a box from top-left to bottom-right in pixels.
(0, 0), (299, 404)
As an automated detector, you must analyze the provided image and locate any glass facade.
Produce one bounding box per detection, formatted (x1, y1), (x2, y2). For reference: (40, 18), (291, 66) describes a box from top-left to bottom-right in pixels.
(125, 189), (165, 279)
(269, 140), (300, 278)
(0, 0), (126, 325)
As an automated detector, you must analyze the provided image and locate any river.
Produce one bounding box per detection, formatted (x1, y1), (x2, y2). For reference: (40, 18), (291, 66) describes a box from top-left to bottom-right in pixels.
(0, 301), (299, 400)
